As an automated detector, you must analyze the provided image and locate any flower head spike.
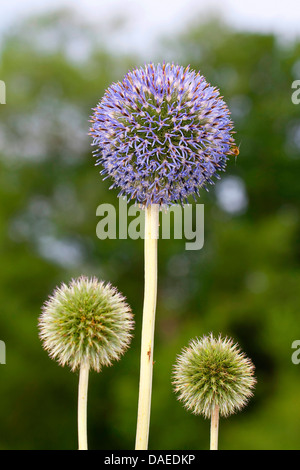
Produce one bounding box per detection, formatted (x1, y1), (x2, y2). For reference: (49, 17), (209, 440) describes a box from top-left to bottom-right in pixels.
(90, 63), (236, 206)
(172, 333), (256, 419)
(39, 276), (134, 372)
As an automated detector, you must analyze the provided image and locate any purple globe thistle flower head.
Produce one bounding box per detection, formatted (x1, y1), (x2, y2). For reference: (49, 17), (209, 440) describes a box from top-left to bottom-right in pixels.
(90, 63), (236, 206)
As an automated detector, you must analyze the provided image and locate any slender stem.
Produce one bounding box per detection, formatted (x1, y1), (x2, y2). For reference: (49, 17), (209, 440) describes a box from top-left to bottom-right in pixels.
(78, 359), (90, 450)
(210, 404), (219, 450)
(135, 204), (159, 450)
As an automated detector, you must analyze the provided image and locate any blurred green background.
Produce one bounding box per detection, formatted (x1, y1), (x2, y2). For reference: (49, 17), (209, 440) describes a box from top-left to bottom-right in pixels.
(0, 6), (300, 450)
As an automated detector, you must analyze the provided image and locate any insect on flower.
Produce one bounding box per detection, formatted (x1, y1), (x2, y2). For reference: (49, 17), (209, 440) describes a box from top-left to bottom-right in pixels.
(230, 145), (240, 157)
(228, 140), (240, 163)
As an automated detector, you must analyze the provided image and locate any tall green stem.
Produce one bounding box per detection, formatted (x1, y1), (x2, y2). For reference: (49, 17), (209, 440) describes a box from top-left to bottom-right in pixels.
(210, 403), (219, 450)
(135, 204), (159, 450)
(78, 359), (90, 450)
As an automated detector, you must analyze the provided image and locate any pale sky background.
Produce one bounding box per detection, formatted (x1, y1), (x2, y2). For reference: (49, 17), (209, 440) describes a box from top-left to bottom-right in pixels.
(0, 0), (300, 54)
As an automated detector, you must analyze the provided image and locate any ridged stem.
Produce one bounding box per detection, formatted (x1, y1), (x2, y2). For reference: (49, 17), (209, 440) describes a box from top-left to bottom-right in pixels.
(78, 359), (90, 450)
(210, 403), (219, 450)
(135, 204), (159, 450)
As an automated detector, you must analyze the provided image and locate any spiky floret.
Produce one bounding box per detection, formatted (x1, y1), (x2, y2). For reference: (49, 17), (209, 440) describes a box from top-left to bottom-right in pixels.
(172, 334), (256, 418)
(90, 62), (235, 206)
(39, 276), (134, 372)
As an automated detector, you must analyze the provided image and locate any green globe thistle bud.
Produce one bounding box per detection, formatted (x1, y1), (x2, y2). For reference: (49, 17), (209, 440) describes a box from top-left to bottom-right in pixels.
(39, 276), (134, 372)
(172, 334), (256, 419)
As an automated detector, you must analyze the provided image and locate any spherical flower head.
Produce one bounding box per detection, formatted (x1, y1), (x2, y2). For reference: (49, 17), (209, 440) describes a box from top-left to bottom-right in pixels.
(172, 334), (256, 418)
(90, 62), (236, 206)
(39, 276), (134, 372)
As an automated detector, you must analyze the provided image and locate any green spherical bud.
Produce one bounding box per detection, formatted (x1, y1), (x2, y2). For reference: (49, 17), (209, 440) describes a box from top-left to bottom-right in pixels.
(172, 334), (256, 418)
(39, 276), (134, 372)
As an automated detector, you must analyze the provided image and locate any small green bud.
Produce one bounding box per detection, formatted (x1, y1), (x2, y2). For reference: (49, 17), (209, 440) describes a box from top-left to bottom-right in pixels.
(172, 333), (256, 418)
(39, 276), (134, 372)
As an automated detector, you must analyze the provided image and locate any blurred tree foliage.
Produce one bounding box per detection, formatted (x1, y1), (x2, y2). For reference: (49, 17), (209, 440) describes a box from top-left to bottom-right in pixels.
(0, 9), (300, 450)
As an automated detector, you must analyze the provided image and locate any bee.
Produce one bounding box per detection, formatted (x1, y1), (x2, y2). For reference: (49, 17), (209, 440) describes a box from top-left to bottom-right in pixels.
(231, 146), (240, 157)
(228, 142), (240, 163)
